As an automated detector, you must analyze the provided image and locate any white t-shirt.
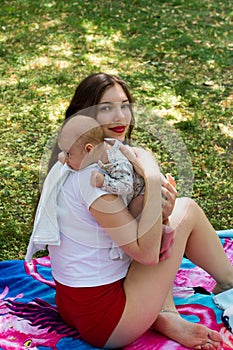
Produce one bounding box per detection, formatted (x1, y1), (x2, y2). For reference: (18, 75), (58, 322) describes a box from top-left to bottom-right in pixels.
(48, 164), (131, 287)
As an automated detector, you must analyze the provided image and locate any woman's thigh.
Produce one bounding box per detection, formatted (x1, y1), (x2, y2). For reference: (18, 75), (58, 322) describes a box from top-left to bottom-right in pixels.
(105, 198), (194, 348)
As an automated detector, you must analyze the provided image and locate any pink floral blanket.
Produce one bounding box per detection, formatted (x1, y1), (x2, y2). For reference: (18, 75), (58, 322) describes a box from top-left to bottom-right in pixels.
(0, 231), (233, 350)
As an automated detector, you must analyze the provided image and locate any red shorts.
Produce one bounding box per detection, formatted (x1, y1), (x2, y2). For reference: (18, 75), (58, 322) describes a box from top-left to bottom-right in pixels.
(55, 279), (126, 348)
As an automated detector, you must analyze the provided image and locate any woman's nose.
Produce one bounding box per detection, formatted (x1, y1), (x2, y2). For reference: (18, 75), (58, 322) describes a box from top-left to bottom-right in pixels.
(113, 106), (125, 121)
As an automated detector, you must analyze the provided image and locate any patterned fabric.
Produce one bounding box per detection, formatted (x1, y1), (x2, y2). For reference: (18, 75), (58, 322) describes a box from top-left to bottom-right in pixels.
(1, 231), (233, 349)
(99, 138), (144, 204)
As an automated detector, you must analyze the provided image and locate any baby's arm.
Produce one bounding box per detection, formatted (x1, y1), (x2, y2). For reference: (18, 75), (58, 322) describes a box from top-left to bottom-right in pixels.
(91, 171), (105, 188)
(91, 161), (134, 195)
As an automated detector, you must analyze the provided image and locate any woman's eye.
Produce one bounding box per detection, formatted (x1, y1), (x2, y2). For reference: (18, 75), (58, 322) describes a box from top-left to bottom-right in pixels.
(99, 105), (111, 112)
(122, 104), (130, 109)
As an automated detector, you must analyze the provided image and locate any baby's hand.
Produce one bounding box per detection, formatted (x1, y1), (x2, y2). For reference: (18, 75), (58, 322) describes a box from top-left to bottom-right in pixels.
(58, 151), (67, 164)
(159, 224), (175, 261)
(91, 171), (105, 188)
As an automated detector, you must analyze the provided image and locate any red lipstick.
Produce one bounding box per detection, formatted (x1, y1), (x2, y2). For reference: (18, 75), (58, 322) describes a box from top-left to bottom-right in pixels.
(110, 126), (126, 133)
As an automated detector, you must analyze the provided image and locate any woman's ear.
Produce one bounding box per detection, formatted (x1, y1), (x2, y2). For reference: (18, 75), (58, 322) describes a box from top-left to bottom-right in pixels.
(85, 143), (94, 153)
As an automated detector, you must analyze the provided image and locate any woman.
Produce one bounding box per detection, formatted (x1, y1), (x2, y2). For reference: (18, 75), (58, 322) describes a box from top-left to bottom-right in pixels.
(45, 73), (233, 349)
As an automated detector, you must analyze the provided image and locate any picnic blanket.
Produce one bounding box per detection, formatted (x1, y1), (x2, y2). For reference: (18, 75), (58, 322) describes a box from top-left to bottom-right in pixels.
(1, 230), (233, 350)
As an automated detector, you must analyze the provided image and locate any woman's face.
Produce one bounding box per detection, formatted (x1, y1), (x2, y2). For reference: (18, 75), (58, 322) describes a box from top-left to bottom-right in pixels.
(96, 83), (132, 142)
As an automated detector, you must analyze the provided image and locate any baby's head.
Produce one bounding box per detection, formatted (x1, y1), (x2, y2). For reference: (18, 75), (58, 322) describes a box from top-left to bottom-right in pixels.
(58, 115), (104, 170)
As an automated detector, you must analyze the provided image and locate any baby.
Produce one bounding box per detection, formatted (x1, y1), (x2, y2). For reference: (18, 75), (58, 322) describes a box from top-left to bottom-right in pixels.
(58, 115), (145, 208)
(58, 115), (174, 260)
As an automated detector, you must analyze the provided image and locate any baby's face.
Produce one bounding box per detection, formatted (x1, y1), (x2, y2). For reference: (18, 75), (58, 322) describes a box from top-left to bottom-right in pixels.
(65, 142), (86, 170)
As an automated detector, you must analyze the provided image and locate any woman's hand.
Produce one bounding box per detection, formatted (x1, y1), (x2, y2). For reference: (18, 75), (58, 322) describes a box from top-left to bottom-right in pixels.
(161, 174), (177, 223)
(120, 145), (160, 180)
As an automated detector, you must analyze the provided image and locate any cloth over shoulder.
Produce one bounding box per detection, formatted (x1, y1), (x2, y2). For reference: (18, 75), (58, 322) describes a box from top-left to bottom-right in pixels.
(25, 162), (73, 262)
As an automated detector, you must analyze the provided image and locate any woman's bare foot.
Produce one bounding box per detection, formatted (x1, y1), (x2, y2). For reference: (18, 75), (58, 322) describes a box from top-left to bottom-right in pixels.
(153, 310), (222, 349)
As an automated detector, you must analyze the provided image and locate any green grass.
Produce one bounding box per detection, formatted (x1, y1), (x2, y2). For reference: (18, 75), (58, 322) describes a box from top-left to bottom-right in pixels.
(0, 0), (232, 260)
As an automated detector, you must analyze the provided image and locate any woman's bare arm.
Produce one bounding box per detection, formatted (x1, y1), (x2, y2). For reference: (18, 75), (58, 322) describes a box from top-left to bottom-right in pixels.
(90, 148), (163, 265)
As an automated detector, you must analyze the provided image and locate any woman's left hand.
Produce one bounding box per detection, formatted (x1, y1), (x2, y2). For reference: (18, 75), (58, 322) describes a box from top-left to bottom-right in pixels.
(120, 145), (160, 179)
(161, 174), (177, 223)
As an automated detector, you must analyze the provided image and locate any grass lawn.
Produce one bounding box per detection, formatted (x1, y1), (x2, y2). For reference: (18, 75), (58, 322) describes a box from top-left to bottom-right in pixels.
(0, 0), (232, 260)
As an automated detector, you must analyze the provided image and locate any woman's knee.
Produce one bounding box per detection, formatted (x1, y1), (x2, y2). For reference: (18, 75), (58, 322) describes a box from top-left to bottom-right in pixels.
(181, 197), (199, 213)
(171, 197), (199, 232)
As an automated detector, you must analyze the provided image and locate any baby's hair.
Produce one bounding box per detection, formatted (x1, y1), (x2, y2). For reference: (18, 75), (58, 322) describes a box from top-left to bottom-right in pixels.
(78, 124), (104, 148)
(58, 115), (104, 152)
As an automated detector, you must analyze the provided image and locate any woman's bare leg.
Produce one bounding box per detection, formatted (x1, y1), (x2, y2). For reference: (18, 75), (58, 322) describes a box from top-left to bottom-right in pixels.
(153, 197), (233, 348)
(170, 198), (233, 293)
(105, 197), (230, 348)
(160, 288), (178, 313)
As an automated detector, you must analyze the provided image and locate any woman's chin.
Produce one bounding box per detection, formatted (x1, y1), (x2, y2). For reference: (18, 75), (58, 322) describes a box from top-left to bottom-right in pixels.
(108, 133), (126, 142)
